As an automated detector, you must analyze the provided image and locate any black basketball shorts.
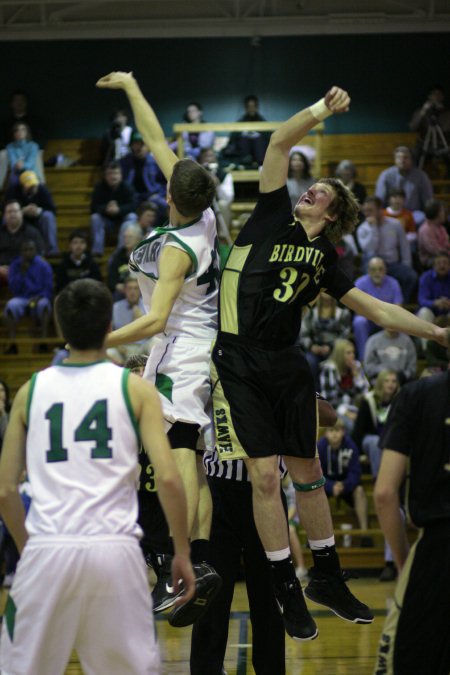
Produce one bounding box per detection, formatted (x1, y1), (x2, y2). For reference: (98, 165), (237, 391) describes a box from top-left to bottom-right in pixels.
(211, 337), (318, 461)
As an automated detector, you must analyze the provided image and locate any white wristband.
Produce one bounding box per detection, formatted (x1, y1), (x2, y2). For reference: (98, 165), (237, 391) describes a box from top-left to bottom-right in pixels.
(309, 98), (332, 122)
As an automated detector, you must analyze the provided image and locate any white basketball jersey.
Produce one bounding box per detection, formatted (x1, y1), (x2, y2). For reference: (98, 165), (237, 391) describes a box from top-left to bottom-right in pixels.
(129, 209), (219, 339)
(25, 361), (142, 538)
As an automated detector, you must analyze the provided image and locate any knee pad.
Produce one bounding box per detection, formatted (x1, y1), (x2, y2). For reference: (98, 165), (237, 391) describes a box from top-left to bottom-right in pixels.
(293, 476), (325, 492)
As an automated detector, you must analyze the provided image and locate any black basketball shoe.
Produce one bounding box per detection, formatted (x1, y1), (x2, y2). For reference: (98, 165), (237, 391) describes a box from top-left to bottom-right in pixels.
(274, 578), (318, 641)
(151, 554), (184, 613)
(305, 569), (374, 623)
(168, 562), (222, 627)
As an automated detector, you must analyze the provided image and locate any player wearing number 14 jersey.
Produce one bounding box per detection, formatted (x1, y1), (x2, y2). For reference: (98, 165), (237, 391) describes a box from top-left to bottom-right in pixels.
(212, 86), (449, 643)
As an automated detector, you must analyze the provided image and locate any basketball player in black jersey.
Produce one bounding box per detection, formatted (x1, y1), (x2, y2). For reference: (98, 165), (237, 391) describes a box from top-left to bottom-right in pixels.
(212, 86), (450, 642)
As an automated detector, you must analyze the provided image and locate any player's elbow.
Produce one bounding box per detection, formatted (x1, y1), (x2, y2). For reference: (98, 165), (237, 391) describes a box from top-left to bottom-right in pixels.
(374, 482), (397, 512)
(0, 482), (19, 508)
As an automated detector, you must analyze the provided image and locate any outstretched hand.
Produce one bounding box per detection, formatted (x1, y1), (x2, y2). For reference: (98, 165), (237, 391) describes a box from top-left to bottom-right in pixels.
(96, 71), (136, 91)
(434, 326), (450, 349)
(325, 86), (351, 114)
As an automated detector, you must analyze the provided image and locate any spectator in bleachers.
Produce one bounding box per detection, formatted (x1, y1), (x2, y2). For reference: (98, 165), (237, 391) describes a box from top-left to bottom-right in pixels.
(286, 150), (315, 209)
(198, 147), (234, 229)
(118, 200), (158, 247)
(1, 90), (42, 147)
(222, 94), (270, 168)
(0, 200), (45, 285)
(54, 230), (102, 294)
(352, 257), (403, 359)
(317, 420), (371, 546)
(319, 339), (369, 432)
(120, 131), (167, 216)
(417, 251), (450, 324)
(375, 146), (433, 225)
(3, 239), (53, 354)
(108, 223), (141, 300)
(409, 85), (450, 173)
(5, 122), (43, 187)
(417, 199), (450, 268)
(100, 109), (133, 165)
(363, 329), (417, 385)
(0, 378), (11, 450)
(357, 196), (417, 302)
(90, 161), (137, 255)
(179, 102), (215, 160)
(300, 292), (352, 387)
(335, 159), (367, 208)
(106, 276), (150, 365)
(5, 170), (58, 255)
(352, 369), (401, 580)
(382, 188), (416, 247)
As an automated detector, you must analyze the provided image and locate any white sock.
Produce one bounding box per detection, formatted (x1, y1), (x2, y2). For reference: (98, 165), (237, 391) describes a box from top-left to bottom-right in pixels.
(265, 547), (291, 562)
(309, 536), (335, 550)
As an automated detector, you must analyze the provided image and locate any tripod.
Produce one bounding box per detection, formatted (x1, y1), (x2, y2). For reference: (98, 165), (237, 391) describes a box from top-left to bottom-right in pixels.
(418, 119), (450, 170)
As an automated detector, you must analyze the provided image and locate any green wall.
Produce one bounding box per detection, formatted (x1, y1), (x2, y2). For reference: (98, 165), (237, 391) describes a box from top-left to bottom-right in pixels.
(0, 33), (448, 139)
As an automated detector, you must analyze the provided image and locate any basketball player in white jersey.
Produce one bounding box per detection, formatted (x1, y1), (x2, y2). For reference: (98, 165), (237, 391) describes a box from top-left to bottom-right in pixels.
(96, 71), (221, 620)
(0, 279), (195, 675)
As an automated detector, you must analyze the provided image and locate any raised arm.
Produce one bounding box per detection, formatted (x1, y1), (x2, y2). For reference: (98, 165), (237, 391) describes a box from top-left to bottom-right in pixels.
(0, 383), (29, 554)
(341, 286), (450, 346)
(259, 86), (350, 193)
(96, 71), (178, 181)
(105, 245), (192, 347)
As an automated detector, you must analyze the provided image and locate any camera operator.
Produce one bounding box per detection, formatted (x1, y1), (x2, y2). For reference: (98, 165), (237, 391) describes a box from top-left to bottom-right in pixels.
(410, 85), (450, 172)
(198, 148), (234, 230)
(100, 109), (133, 165)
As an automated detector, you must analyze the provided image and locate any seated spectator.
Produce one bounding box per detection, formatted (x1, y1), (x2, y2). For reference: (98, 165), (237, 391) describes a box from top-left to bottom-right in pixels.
(198, 147), (234, 229)
(1, 90), (42, 147)
(108, 224), (142, 300)
(353, 257), (403, 359)
(118, 200), (159, 247)
(417, 252), (450, 324)
(0, 378), (11, 450)
(425, 315), (450, 371)
(54, 230), (102, 294)
(5, 170), (58, 255)
(0, 200), (45, 284)
(222, 95), (270, 167)
(120, 131), (167, 218)
(375, 145), (433, 225)
(317, 420), (371, 545)
(352, 369), (401, 580)
(6, 122), (43, 186)
(90, 161), (137, 255)
(417, 199), (450, 268)
(100, 109), (133, 164)
(286, 150), (315, 209)
(3, 239), (53, 354)
(106, 276), (151, 365)
(179, 102), (215, 160)
(320, 339), (369, 432)
(300, 292), (352, 387)
(382, 189), (416, 248)
(357, 197), (417, 302)
(335, 234), (357, 280)
(335, 159), (367, 208)
(363, 329), (417, 385)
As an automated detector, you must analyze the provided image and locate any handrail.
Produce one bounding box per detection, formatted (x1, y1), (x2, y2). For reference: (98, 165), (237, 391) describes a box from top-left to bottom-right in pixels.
(173, 121), (325, 174)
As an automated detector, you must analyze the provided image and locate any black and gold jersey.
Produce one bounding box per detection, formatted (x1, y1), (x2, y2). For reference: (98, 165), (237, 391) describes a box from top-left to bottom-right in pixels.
(381, 371), (450, 527)
(218, 186), (354, 347)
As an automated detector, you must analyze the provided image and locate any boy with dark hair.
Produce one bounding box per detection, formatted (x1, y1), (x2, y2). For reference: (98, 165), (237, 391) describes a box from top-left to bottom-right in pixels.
(0, 278), (195, 674)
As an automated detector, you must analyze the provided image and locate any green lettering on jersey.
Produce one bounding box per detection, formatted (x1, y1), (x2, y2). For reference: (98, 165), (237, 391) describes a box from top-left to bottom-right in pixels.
(75, 399), (113, 459)
(45, 400), (113, 462)
(5, 595), (16, 641)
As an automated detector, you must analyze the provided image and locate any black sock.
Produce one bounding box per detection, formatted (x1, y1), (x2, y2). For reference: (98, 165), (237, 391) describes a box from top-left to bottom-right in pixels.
(312, 545), (341, 576)
(268, 556), (296, 586)
(190, 538), (209, 564)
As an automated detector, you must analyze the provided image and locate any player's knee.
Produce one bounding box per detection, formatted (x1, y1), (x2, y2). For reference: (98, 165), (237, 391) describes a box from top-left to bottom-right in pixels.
(289, 457), (322, 484)
(250, 466), (280, 498)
